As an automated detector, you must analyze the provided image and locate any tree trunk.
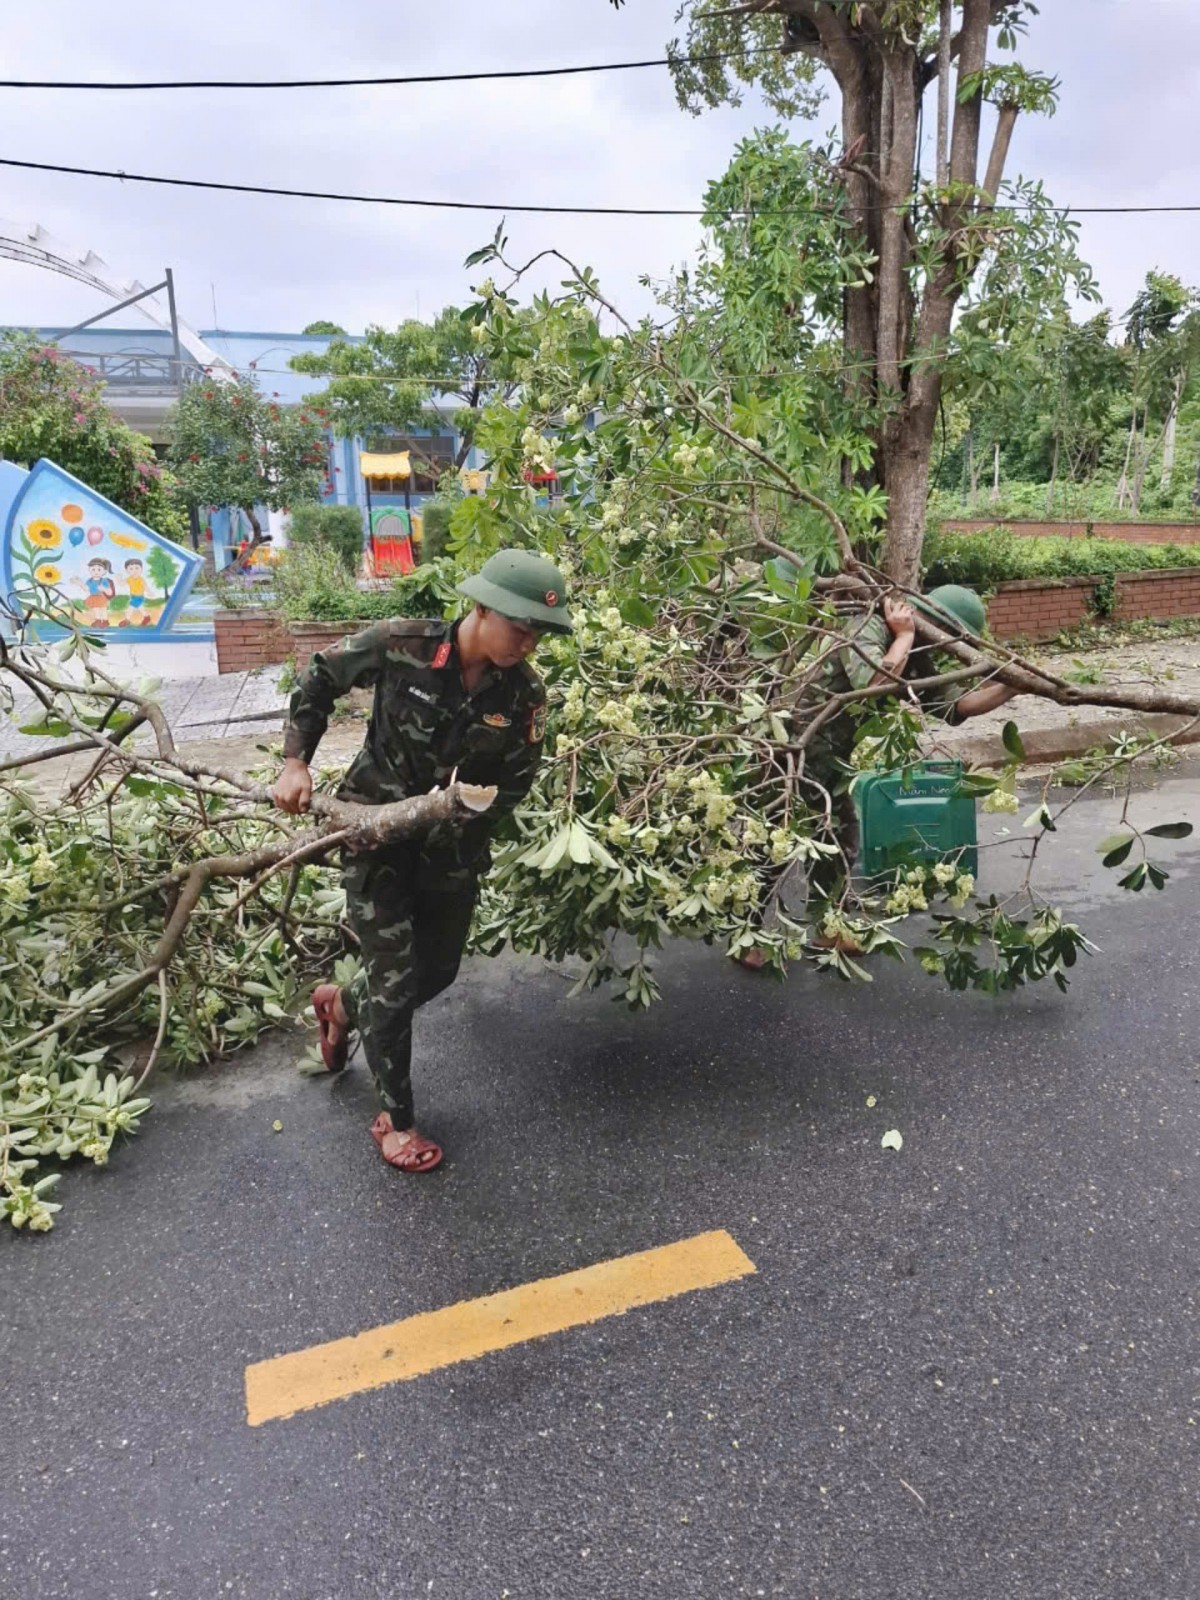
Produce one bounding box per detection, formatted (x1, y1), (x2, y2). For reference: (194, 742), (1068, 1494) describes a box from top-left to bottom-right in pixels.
(227, 505), (265, 574)
(968, 431), (979, 506)
(1160, 368), (1184, 488)
(880, 401), (939, 586)
(1116, 408), (1137, 510)
(1046, 434), (1059, 515)
(1131, 415), (1152, 513)
(880, 0), (995, 586)
(990, 440), (1001, 502)
(935, 0), (952, 190)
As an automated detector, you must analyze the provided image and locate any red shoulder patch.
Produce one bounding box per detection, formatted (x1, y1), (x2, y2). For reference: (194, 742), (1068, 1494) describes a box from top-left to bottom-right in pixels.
(431, 640), (452, 670)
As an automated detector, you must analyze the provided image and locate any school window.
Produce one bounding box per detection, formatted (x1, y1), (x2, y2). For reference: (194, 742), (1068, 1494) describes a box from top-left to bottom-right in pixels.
(367, 435), (455, 494)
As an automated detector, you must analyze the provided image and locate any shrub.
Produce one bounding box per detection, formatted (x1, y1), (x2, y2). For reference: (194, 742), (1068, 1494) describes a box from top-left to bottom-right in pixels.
(287, 502), (365, 572)
(922, 529), (1200, 591)
(273, 541), (461, 623)
(418, 497), (455, 561)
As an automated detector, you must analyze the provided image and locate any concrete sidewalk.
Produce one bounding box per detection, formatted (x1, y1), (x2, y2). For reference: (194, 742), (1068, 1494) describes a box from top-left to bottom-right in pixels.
(933, 630), (1200, 767)
(8, 630), (1200, 795)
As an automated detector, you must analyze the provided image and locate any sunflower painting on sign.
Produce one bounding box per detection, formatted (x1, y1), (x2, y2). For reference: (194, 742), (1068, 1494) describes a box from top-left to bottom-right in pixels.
(0, 458), (202, 636)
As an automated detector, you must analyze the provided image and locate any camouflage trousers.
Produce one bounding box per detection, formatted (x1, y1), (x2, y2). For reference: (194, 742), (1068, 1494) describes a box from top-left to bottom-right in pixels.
(340, 840), (481, 1126)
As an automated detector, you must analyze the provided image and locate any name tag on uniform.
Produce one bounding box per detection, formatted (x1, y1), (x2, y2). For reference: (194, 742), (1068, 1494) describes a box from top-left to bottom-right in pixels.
(407, 686), (440, 706)
(482, 713), (511, 728)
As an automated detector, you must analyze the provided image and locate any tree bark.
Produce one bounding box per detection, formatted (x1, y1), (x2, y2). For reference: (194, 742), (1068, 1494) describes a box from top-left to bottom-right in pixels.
(936, 0), (952, 190)
(991, 439), (1001, 502)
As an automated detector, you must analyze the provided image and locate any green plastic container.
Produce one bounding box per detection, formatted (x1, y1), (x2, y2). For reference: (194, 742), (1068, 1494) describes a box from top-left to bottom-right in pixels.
(855, 760), (978, 877)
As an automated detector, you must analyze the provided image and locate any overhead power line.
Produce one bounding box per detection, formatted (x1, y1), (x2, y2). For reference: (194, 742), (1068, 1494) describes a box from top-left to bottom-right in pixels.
(0, 48), (774, 92)
(4, 157), (1200, 218)
(0, 157), (710, 215)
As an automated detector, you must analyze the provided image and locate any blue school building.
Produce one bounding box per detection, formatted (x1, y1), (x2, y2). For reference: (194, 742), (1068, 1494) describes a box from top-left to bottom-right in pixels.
(6, 323), (484, 570)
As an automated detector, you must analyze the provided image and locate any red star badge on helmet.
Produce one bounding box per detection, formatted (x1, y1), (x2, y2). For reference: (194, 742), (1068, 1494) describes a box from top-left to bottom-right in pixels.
(545, 590), (558, 606)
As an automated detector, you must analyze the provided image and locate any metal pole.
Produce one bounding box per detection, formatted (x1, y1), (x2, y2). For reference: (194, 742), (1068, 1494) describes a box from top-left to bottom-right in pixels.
(165, 267), (183, 387)
(165, 266), (200, 553)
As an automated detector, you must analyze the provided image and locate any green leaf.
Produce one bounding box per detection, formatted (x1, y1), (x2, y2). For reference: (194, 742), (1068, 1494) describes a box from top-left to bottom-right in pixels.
(18, 719), (72, 738)
(619, 596), (656, 629)
(1145, 821), (1193, 840)
(1096, 833), (1133, 855)
(1001, 721), (1025, 760)
(567, 822), (593, 866)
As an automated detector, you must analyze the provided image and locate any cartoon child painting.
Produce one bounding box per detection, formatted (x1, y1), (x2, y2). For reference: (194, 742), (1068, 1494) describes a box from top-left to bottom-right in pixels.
(70, 557), (117, 626)
(122, 557), (149, 626)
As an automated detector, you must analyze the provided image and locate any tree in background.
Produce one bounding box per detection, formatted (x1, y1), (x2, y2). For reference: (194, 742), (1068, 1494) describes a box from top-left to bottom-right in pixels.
(1116, 271), (1198, 512)
(167, 376), (328, 565)
(301, 320), (347, 337)
(289, 305), (518, 473)
(0, 333), (186, 542)
(658, 1), (1087, 583)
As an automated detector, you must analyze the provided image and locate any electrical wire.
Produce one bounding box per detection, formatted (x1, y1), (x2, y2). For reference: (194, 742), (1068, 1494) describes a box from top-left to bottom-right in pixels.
(4, 157), (1200, 217)
(0, 47), (776, 92)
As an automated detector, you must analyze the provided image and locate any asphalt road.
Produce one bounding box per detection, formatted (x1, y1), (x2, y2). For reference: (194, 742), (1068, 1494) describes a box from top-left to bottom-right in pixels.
(4, 769), (1199, 1600)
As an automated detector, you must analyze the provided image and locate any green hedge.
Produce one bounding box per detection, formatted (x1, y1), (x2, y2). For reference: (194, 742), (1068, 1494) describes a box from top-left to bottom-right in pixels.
(923, 529), (1200, 591)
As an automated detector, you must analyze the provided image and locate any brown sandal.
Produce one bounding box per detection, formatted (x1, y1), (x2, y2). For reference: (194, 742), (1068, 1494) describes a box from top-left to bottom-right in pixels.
(735, 947), (769, 971)
(370, 1112), (443, 1174)
(312, 984), (349, 1073)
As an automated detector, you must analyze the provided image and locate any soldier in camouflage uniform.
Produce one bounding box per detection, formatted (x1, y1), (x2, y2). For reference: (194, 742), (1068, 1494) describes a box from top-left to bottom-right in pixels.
(741, 578), (1016, 964)
(274, 549), (572, 1173)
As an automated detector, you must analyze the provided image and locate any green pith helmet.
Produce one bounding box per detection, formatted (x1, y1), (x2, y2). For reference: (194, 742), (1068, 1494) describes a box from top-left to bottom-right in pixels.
(918, 583), (987, 637)
(457, 549), (573, 634)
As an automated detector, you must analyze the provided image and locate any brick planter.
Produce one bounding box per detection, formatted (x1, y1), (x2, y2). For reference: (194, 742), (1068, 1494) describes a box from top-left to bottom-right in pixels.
(288, 621), (364, 671)
(987, 566), (1200, 642)
(214, 612), (367, 673)
(214, 609), (290, 674)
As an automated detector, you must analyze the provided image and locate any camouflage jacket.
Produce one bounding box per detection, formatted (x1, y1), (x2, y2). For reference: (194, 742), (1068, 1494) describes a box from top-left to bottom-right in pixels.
(798, 613), (965, 768)
(284, 617), (548, 844)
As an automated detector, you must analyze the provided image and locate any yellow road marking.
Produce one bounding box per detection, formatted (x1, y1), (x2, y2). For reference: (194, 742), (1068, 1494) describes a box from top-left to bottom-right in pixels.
(245, 1228), (756, 1427)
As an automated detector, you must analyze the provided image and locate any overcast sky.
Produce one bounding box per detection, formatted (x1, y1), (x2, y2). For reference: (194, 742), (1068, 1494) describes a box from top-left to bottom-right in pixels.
(1, 1), (1197, 339)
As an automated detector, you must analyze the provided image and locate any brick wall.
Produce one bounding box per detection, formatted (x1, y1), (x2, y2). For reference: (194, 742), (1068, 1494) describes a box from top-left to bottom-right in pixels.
(987, 568), (1200, 642)
(214, 609), (290, 674)
(288, 621), (361, 671)
(215, 613), (366, 673)
(943, 518), (1200, 545)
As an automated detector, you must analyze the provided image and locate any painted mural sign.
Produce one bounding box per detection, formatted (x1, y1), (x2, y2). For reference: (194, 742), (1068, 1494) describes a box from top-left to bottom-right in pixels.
(0, 458), (202, 636)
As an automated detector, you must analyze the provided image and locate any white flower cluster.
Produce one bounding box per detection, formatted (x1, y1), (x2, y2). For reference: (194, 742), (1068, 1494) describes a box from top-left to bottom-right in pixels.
(886, 865), (975, 916)
(671, 442), (717, 474)
(982, 787), (1019, 815)
(520, 427), (556, 476)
